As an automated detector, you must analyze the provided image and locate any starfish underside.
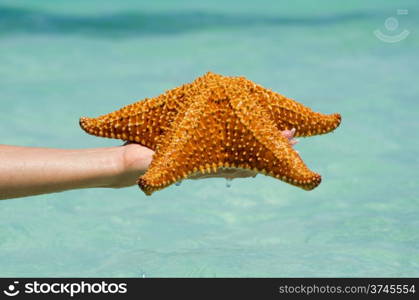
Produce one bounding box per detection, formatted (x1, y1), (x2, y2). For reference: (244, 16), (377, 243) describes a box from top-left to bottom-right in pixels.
(80, 72), (341, 195)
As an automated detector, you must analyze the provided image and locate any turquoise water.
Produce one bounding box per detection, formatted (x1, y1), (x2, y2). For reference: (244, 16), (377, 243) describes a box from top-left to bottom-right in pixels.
(1, 0), (418, 277)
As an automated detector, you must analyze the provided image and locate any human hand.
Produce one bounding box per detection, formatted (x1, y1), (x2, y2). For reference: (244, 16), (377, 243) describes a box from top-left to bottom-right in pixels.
(109, 143), (155, 188)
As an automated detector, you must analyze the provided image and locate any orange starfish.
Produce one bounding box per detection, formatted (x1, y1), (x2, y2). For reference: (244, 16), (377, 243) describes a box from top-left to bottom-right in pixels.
(80, 72), (341, 195)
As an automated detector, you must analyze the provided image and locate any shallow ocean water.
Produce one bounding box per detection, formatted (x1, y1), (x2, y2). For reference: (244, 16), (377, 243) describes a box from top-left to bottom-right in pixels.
(0, 0), (418, 277)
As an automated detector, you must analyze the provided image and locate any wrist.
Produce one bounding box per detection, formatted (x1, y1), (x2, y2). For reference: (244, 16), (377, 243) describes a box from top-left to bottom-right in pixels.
(103, 144), (154, 188)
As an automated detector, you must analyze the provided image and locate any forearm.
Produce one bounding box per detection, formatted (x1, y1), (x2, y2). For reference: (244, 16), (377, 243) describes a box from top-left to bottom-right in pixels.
(0, 145), (126, 200)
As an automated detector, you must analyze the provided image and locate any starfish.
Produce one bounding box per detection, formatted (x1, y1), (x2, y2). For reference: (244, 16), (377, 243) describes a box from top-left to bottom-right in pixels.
(80, 72), (341, 195)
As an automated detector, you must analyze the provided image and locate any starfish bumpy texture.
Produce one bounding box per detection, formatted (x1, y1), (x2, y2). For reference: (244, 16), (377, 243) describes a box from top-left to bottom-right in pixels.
(80, 72), (341, 195)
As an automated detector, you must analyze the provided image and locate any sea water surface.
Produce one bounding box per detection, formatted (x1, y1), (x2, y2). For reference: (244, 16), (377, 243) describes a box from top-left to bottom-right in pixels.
(0, 0), (418, 277)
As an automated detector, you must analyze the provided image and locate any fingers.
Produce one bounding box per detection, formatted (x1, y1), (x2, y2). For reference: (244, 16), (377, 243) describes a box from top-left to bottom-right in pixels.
(281, 128), (298, 147)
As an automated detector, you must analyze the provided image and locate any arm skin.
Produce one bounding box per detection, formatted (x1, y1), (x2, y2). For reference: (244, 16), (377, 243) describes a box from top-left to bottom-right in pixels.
(0, 144), (153, 200)
(0, 143), (256, 200)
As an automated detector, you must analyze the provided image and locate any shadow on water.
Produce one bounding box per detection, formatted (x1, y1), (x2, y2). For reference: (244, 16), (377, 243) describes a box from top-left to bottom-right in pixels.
(0, 6), (376, 38)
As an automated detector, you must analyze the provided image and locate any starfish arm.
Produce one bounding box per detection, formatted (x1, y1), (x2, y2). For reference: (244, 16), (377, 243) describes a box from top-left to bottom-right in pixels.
(243, 80), (341, 137)
(79, 87), (192, 150)
(229, 94), (322, 190)
(267, 93), (341, 137)
(138, 97), (226, 195)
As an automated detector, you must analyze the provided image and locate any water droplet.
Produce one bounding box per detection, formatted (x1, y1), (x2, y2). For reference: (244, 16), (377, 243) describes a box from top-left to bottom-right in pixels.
(175, 181), (182, 186)
(138, 268), (147, 278)
(226, 178), (233, 188)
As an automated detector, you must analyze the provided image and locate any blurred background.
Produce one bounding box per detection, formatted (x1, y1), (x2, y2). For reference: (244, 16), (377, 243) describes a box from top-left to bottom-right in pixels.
(0, 0), (418, 277)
